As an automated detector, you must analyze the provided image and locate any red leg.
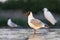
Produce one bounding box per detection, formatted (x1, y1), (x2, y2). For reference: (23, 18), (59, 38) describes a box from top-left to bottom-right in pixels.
(34, 29), (36, 34)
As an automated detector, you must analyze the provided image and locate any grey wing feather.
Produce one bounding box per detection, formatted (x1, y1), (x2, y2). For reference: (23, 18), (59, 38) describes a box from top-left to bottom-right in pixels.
(11, 21), (18, 27)
(31, 19), (44, 27)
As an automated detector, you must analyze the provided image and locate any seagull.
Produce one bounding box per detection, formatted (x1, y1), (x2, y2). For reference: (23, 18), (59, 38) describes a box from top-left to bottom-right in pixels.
(25, 11), (48, 34)
(0, 0), (7, 3)
(7, 18), (20, 30)
(43, 8), (57, 25)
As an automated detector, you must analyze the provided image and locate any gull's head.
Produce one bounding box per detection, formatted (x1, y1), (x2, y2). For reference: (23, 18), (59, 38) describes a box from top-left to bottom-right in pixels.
(43, 8), (48, 11)
(7, 17), (11, 20)
(8, 17), (10, 19)
(44, 24), (49, 28)
(25, 11), (32, 16)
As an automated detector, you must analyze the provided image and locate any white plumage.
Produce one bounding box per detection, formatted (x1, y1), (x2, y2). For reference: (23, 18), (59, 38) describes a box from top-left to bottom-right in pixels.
(26, 11), (46, 34)
(28, 12), (45, 30)
(0, 0), (7, 3)
(7, 19), (18, 27)
(43, 8), (57, 25)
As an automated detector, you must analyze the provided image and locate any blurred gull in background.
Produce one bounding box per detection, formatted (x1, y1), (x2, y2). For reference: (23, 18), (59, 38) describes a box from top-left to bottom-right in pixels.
(43, 8), (57, 25)
(7, 18), (20, 30)
(0, 0), (7, 3)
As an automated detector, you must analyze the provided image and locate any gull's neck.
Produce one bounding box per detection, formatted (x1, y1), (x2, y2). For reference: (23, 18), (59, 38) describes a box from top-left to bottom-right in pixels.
(44, 9), (47, 11)
(8, 19), (11, 22)
(44, 8), (48, 14)
(7, 19), (11, 24)
(28, 12), (34, 21)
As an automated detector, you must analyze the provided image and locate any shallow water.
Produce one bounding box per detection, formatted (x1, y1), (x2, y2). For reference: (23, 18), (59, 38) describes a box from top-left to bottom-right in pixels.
(0, 28), (60, 40)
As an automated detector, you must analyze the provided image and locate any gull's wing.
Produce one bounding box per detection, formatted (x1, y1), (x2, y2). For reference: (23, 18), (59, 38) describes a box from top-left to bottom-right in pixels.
(44, 11), (57, 25)
(10, 21), (18, 27)
(30, 19), (45, 28)
(7, 19), (19, 27)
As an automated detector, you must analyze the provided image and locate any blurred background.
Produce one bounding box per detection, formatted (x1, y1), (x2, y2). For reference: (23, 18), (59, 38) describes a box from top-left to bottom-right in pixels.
(0, 0), (60, 28)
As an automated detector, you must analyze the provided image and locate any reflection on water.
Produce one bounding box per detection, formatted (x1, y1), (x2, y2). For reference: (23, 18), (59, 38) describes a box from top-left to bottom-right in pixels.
(28, 34), (45, 40)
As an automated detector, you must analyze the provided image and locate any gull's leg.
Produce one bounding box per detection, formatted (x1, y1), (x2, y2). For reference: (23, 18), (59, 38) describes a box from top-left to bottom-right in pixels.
(10, 27), (14, 31)
(48, 27), (51, 32)
(47, 25), (52, 32)
(33, 29), (37, 37)
(45, 25), (51, 32)
(34, 29), (36, 34)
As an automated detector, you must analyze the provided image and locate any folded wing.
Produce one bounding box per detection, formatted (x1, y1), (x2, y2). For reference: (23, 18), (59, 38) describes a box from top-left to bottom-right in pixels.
(44, 11), (57, 25)
(30, 19), (45, 28)
(10, 21), (18, 27)
(7, 19), (19, 27)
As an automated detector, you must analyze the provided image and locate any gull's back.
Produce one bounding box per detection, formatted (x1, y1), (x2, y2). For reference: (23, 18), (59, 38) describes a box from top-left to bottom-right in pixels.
(7, 19), (18, 27)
